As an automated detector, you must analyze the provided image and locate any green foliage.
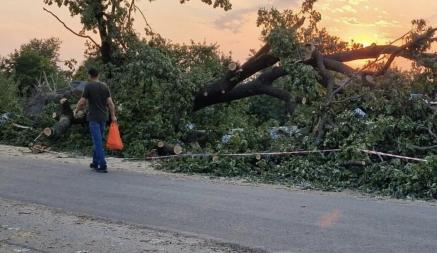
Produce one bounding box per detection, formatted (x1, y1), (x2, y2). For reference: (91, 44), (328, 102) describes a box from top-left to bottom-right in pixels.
(0, 73), (20, 113)
(160, 72), (437, 199)
(83, 40), (235, 156)
(13, 51), (57, 96)
(0, 113), (38, 147)
(1, 38), (67, 97)
(257, 0), (320, 39)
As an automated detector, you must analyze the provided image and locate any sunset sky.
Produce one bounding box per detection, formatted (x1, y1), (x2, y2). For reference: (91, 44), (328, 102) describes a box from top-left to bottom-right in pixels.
(1, 0), (437, 65)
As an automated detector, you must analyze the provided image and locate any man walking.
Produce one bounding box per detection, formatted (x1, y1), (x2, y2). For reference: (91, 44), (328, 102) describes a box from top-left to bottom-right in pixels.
(74, 68), (117, 173)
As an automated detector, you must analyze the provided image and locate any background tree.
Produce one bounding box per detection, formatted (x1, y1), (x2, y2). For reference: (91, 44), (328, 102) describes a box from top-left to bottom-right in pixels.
(1, 38), (67, 97)
(43, 0), (232, 64)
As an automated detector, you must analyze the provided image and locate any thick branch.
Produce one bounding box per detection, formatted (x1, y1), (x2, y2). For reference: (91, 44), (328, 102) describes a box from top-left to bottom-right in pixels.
(193, 67), (293, 113)
(326, 28), (437, 70)
(314, 51), (335, 95)
(43, 8), (100, 48)
(326, 45), (401, 62)
(193, 19), (307, 111)
(94, 4), (113, 64)
(313, 51), (335, 144)
(193, 53), (279, 109)
(328, 45), (437, 70)
(259, 85), (295, 115)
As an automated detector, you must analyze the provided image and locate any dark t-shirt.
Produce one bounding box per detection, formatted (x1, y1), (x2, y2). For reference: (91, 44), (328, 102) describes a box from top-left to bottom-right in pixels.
(82, 81), (111, 122)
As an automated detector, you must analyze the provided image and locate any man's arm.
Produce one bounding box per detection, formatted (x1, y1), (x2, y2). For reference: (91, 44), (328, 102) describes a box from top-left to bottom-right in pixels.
(74, 97), (87, 116)
(107, 97), (117, 122)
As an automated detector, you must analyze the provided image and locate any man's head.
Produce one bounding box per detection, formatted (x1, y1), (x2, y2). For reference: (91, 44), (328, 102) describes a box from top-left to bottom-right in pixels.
(88, 67), (99, 80)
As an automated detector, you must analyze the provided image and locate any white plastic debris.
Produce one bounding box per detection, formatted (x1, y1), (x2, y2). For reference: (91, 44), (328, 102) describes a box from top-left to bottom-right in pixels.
(410, 93), (424, 100)
(186, 123), (196, 130)
(221, 128), (244, 144)
(353, 108), (367, 118)
(0, 113), (11, 125)
(268, 126), (300, 140)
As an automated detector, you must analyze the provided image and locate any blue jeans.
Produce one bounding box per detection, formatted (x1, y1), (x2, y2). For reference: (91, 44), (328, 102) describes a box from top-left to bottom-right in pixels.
(89, 121), (106, 167)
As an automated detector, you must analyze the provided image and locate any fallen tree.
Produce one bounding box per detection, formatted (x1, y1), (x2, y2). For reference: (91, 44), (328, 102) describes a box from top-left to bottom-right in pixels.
(24, 81), (86, 118)
(192, 10), (437, 143)
(193, 26), (437, 113)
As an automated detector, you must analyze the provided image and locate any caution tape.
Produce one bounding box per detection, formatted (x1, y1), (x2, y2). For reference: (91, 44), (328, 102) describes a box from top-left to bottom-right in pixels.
(146, 148), (428, 163)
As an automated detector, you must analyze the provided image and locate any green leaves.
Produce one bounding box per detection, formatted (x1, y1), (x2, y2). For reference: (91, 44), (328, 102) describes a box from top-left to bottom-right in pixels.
(2, 38), (64, 97)
(0, 73), (20, 114)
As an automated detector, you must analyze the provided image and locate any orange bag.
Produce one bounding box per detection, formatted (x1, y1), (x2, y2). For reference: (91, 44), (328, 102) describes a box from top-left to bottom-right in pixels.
(106, 122), (124, 150)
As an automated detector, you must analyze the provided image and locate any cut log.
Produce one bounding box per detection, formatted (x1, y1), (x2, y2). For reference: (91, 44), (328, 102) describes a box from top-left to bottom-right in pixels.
(212, 155), (220, 162)
(43, 116), (72, 138)
(156, 141), (183, 156)
(43, 99), (86, 138)
(228, 62), (238, 71)
(43, 127), (53, 137)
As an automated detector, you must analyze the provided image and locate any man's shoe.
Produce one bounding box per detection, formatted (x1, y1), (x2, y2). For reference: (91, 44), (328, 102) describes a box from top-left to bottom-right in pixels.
(90, 163), (98, 169)
(95, 165), (108, 173)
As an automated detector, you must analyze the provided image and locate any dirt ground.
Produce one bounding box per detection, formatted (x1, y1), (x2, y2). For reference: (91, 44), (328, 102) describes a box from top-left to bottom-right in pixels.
(0, 144), (162, 175)
(0, 197), (257, 253)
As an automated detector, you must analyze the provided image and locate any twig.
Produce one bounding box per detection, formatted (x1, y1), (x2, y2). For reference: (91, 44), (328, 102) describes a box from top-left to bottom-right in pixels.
(360, 149), (427, 162)
(408, 144), (437, 151)
(43, 7), (100, 48)
(134, 4), (155, 35)
(373, 147), (384, 162)
(428, 126), (437, 139)
(12, 123), (33, 130)
(331, 95), (362, 104)
(31, 132), (44, 144)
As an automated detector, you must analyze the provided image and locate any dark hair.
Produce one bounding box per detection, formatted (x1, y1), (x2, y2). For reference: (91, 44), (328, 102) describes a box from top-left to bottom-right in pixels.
(88, 67), (99, 78)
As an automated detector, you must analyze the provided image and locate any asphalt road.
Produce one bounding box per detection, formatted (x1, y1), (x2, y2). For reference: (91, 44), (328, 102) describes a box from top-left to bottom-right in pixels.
(0, 153), (436, 253)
